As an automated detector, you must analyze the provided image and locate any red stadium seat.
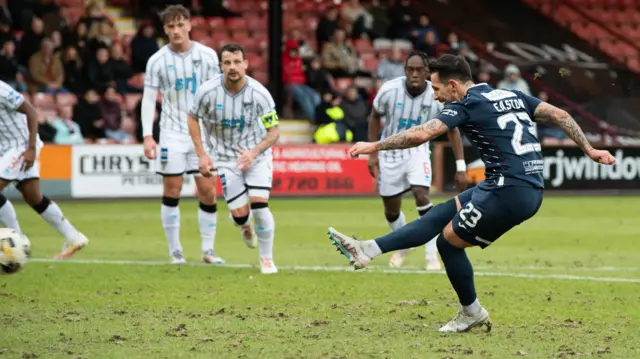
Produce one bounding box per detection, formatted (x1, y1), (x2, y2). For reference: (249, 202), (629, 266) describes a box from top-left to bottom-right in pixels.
(207, 17), (225, 31)
(252, 71), (268, 85)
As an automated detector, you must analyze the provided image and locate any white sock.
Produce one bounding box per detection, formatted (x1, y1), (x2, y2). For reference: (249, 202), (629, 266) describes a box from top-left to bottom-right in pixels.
(198, 205), (217, 253)
(0, 198), (20, 232)
(362, 240), (382, 258)
(252, 207), (274, 260)
(39, 199), (79, 240)
(416, 203), (433, 215)
(425, 235), (439, 260)
(463, 298), (482, 316)
(161, 204), (182, 256)
(387, 212), (406, 231)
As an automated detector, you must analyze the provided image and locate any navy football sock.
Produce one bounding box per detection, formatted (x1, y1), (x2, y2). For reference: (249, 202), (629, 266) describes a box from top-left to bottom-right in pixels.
(374, 197), (457, 253)
(436, 234), (477, 306)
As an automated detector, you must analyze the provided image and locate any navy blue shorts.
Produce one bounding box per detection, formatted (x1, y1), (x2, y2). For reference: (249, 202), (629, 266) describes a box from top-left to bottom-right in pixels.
(452, 185), (543, 248)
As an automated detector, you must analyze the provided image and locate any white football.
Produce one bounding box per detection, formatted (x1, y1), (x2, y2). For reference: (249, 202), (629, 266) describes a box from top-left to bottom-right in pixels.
(0, 228), (31, 274)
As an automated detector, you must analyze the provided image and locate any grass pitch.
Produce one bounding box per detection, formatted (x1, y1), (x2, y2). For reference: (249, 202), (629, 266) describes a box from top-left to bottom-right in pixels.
(1, 196), (639, 358)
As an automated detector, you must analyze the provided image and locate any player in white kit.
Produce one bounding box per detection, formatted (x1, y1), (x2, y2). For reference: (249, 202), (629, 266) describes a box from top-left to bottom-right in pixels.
(188, 43), (280, 274)
(141, 5), (223, 265)
(368, 51), (468, 270)
(0, 80), (88, 259)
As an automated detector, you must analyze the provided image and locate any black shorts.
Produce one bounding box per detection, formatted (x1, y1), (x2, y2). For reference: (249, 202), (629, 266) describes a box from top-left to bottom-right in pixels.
(452, 185), (543, 248)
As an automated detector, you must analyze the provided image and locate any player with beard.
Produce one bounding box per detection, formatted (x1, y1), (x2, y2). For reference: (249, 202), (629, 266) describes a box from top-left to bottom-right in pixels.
(188, 43), (280, 274)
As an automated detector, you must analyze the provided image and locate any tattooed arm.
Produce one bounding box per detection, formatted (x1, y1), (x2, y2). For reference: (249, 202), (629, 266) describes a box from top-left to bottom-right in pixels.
(533, 102), (593, 153)
(374, 119), (449, 151)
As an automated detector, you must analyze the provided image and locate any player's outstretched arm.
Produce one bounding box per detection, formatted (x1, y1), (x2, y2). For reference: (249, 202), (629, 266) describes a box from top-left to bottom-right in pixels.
(374, 118), (449, 151)
(534, 102), (616, 165)
(251, 124), (280, 156)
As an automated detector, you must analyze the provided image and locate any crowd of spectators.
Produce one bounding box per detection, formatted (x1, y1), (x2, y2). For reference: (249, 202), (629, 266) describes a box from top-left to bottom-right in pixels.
(1, 0), (561, 146)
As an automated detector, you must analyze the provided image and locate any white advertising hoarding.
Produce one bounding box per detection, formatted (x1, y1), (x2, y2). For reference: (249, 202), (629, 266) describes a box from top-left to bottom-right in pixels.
(71, 145), (197, 198)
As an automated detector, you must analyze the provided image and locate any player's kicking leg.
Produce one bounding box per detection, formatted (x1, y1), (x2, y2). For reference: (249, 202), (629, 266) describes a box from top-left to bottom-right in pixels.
(0, 192), (21, 232)
(17, 179), (88, 259)
(328, 189), (468, 270)
(194, 174), (224, 264)
(410, 186), (441, 270)
(161, 175), (186, 264)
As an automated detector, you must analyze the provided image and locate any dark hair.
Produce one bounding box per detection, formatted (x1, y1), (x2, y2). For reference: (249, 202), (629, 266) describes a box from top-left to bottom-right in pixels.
(405, 51), (429, 67)
(159, 5), (190, 24)
(428, 54), (472, 82)
(220, 43), (246, 60)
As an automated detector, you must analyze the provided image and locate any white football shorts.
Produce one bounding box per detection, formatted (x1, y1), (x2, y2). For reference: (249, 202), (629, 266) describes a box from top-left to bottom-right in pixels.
(217, 155), (273, 210)
(378, 151), (432, 197)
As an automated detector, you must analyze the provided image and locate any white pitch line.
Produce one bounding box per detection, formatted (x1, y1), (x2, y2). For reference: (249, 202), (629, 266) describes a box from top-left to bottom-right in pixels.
(28, 258), (640, 283)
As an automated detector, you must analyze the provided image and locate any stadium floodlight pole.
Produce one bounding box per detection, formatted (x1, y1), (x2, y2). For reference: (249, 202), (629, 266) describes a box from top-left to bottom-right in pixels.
(268, 0), (283, 114)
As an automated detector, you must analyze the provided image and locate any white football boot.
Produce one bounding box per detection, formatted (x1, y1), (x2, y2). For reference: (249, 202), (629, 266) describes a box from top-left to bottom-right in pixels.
(170, 250), (186, 264)
(54, 232), (88, 260)
(388, 248), (416, 267)
(425, 257), (442, 271)
(327, 227), (371, 270)
(230, 213), (257, 248)
(259, 257), (278, 274)
(202, 250), (225, 264)
(438, 307), (492, 333)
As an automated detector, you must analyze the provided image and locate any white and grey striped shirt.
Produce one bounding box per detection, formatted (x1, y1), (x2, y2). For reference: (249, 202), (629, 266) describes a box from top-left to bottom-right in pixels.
(0, 81), (35, 152)
(373, 76), (443, 162)
(144, 41), (220, 135)
(189, 76), (277, 163)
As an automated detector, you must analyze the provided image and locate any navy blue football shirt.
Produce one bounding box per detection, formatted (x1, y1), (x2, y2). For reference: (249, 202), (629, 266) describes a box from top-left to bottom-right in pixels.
(437, 83), (545, 189)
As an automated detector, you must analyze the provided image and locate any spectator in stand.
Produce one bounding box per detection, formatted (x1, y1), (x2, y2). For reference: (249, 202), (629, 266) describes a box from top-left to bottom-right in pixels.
(87, 46), (114, 93)
(416, 30), (438, 58)
(68, 22), (90, 61)
(476, 69), (492, 86)
(366, 0), (390, 40)
(321, 28), (360, 78)
(0, 39), (20, 86)
(42, 5), (71, 38)
(74, 88), (106, 142)
(100, 85), (131, 143)
(77, 3), (108, 31)
(446, 32), (462, 54)
(50, 29), (62, 53)
(497, 64), (531, 95)
(411, 14), (439, 45)
(458, 44), (479, 75)
(288, 29), (315, 59)
(0, 16), (14, 46)
(37, 110), (57, 143)
(376, 46), (404, 82)
(130, 24), (158, 73)
(306, 56), (332, 94)
(28, 37), (65, 94)
(313, 90), (353, 144)
(50, 104), (84, 144)
(87, 20), (114, 57)
(283, 39), (321, 122)
(340, 0), (375, 40)
(61, 45), (84, 94)
(19, 17), (45, 66)
(316, 6), (339, 53)
(109, 43), (133, 94)
(340, 86), (368, 142)
(388, 0), (413, 39)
